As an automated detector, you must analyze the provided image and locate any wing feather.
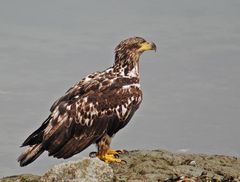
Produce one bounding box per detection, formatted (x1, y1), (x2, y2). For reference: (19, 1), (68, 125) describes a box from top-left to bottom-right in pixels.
(43, 91), (116, 158)
(53, 117), (109, 159)
(47, 114), (113, 158)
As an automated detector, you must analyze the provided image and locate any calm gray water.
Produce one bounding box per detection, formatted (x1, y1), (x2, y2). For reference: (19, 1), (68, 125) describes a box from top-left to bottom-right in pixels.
(0, 0), (240, 177)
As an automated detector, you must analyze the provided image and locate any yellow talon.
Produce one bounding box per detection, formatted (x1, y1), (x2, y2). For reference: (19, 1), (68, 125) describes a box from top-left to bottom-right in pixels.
(96, 149), (126, 163)
(98, 154), (121, 163)
(105, 149), (124, 155)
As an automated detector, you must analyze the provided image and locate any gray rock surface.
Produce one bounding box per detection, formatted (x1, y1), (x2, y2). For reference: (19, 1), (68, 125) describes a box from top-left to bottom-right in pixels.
(1, 150), (240, 182)
(41, 157), (113, 182)
(111, 150), (240, 181)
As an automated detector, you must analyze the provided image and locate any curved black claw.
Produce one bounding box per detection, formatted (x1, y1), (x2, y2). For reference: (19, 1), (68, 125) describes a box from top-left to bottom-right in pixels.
(114, 154), (120, 158)
(89, 151), (97, 158)
(116, 149), (128, 154)
(121, 159), (127, 164)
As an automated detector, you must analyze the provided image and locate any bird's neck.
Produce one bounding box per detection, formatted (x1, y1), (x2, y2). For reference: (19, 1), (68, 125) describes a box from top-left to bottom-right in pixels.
(113, 52), (140, 78)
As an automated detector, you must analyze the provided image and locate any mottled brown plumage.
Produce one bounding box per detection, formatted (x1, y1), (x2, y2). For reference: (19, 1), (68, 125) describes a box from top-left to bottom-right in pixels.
(18, 37), (156, 166)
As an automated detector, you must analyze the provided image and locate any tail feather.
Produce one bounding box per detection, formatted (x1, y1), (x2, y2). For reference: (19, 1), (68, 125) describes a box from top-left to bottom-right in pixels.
(21, 116), (51, 147)
(18, 144), (44, 167)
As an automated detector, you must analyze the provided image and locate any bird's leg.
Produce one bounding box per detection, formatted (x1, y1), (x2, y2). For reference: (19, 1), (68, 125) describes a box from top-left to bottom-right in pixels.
(96, 134), (125, 163)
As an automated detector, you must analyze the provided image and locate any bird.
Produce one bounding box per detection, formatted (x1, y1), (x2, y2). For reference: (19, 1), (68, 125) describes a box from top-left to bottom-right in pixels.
(18, 37), (156, 166)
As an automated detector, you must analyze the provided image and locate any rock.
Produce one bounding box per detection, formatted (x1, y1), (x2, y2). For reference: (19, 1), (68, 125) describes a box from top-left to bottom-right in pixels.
(40, 157), (113, 182)
(111, 150), (240, 181)
(0, 174), (40, 182)
(1, 149), (240, 182)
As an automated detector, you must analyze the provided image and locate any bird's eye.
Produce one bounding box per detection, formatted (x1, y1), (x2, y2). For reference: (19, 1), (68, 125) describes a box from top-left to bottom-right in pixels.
(130, 43), (141, 50)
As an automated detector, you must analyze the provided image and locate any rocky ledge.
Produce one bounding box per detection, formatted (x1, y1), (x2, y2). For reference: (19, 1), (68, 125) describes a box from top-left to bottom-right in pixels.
(1, 149), (240, 182)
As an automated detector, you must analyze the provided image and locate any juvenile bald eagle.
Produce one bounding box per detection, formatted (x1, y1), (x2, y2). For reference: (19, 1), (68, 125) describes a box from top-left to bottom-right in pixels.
(18, 37), (156, 166)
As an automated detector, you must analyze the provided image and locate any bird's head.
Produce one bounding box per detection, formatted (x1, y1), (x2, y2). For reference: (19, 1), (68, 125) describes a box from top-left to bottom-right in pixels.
(114, 37), (156, 66)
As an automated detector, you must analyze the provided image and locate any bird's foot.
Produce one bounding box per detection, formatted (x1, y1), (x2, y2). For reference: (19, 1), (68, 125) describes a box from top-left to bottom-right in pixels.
(98, 153), (122, 163)
(89, 149), (127, 164)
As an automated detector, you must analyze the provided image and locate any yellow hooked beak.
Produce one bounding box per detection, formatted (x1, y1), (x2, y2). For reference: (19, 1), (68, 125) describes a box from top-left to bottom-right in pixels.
(138, 41), (157, 52)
